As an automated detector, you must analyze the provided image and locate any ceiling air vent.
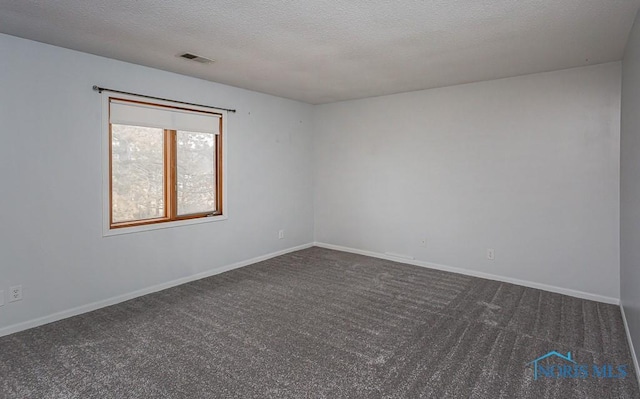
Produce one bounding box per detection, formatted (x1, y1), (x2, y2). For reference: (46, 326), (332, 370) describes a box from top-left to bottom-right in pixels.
(178, 53), (214, 64)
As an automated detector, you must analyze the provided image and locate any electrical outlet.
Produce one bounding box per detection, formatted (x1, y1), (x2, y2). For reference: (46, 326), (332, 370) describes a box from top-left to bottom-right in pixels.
(419, 238), (427, 247)
(9, 285), (22, 302)
(0, 290), (4, 307)
(278, 230), (284, 239)
(486, 248), (495, 261)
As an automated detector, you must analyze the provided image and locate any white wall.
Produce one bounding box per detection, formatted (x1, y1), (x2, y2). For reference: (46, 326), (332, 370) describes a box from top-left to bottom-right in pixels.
(314, 63), (621, 301)
(0, 32), (625, 335)
(621, 9), (640, 370)
(0, 34), (314, 332)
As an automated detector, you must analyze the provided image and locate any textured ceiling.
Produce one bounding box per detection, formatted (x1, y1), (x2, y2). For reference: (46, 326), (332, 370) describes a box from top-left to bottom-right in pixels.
(1, 0), (639, 104)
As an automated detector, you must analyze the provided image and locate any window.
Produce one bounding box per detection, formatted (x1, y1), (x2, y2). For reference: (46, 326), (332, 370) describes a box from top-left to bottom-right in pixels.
(106, 97), (224, 230)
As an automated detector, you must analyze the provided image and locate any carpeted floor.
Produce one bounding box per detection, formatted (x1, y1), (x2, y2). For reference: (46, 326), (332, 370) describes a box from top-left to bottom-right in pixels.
(1, 247), (638, 398)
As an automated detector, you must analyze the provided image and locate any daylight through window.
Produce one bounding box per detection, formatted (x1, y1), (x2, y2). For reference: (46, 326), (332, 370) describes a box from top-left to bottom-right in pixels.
(108, 98), (223, 228)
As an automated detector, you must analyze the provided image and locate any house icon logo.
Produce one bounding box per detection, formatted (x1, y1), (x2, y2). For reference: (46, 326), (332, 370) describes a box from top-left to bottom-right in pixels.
(526, 350), (628, 380)
(527, 351), (576, 380)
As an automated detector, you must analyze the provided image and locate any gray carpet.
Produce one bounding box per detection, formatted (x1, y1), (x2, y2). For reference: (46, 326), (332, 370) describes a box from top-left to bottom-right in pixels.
(1, 247), (638, 398)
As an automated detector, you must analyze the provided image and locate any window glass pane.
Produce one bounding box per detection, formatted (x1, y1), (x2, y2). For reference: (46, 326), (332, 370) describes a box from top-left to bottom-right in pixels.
(111, 124), (165, 223)
(177, 131), (216, 215)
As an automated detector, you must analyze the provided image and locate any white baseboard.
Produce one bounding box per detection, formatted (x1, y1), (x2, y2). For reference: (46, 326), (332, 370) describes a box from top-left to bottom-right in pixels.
(313, 242), (620, 305)
(1, 241), (621, 339)
(0, 243), (314, 338)
(621, 304), (640, 389)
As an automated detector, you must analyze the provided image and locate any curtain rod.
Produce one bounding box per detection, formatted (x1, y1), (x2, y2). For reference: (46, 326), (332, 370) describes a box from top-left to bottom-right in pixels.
(92, 85), (236, 113)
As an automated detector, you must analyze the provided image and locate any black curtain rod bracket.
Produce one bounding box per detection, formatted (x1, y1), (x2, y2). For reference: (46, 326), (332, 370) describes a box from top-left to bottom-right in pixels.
(92, 85), (236, 113)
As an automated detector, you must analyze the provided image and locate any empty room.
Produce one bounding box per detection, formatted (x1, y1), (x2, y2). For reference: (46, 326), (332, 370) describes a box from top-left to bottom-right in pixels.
(2, 1), (640, 398)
